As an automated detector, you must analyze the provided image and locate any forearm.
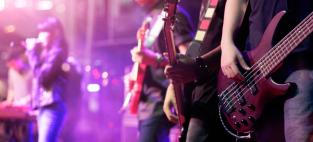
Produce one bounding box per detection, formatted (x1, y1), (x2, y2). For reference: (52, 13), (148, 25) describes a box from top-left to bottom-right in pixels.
(38, 49), (67, 88)
(178, 42), (189, 55)
(163, 84), (178, 123)
(221, 0), (248, 47)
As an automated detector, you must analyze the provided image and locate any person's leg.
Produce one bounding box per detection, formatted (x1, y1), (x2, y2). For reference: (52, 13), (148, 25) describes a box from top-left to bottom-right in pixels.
(37, 102), (66, 142)
(15, 121), (34, 142)
(186, 118), (208, 142)
(156, 115), (172, 142)
(138, 115), (171, 142)
(186, 116), (234, 142)
(284, 70), (313, 142)
(186, 98), (235, 142)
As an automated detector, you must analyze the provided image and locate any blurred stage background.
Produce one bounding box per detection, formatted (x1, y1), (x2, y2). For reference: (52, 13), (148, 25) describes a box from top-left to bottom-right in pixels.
(0, 0), (200, 141)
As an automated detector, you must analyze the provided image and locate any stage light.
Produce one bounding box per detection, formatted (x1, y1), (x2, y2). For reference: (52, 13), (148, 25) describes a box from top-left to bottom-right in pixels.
(0, 0), (4, 11)
(37, 0), (53, 11)
(102, 79), (109, 87)
(85, 65), (91, 72)
(61, 62), (71, 72)
(4, 25), (16, 33)
(87, 83), (100, 93)
(14, 0), (28, 8)
(102, 71), (109, 79)
(91, 68), (101, 80)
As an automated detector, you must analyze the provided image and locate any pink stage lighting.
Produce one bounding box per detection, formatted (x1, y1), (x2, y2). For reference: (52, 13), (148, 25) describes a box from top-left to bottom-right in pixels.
(0, 0), (4, 11)
(37, 0), (53, 10)
(87, 83), (101, 93)
(14, 0), (28, 8)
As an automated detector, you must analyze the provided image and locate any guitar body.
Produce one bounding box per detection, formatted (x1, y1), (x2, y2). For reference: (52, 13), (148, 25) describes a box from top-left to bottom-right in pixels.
(128, 62), (147, 114)
(217, 11), (291, 134)
(128, 21), (150, 114)
(217, 72), (290, 133)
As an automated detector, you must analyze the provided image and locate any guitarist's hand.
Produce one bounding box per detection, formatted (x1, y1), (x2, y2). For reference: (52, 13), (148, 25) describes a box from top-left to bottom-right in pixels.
(163, 84), (179, 123)
(164, 54), (196, 84)
(130, 47), (162, 67)
(221, 42), (250, 80)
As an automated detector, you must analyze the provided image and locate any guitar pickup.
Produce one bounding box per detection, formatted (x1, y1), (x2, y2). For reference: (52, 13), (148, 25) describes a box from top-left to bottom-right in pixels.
(246, 70), (260, 95)
(243, 79), (258, 96)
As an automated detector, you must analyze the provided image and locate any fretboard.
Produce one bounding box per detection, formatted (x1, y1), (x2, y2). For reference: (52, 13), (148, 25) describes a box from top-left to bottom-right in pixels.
(256, 11), (313, 77)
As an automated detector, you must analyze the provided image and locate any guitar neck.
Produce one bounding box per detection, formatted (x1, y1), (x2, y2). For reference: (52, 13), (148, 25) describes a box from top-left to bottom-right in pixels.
(138, 38), (144, 51)
(257, 11), (313, 77)
(163, 0), (186, 126)
(138, 18), (151, 51)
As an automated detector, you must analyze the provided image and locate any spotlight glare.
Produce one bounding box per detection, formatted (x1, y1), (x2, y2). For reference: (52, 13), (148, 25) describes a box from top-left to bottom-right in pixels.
(37, 0), (53, 10)
(87, 83), (100, 93)
(85, 65), (91, 72)
(15, 0), (28, 8)
(0, 0), (5, 11)
(102, 71), (109, 79)
(4, 25), (16, 33)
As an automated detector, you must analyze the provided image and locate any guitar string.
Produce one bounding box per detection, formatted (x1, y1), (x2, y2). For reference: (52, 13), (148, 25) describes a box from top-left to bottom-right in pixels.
(220, 12), (313, 111)
(220, 11), (313, 105)
(223, 13), (313, 111)
(220, 12), (313, 106)
(218, 16), (306, 108)
(223, 13), (313, 112)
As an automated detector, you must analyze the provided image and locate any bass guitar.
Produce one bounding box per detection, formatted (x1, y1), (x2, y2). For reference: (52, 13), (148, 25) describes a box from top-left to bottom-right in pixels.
(217, 11), (313, 139)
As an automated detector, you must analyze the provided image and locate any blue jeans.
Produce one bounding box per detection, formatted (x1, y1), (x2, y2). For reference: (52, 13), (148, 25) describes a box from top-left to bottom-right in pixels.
(284, 70), (313, 142)
(138, 114), (172, 142)
(37, 102), (66, 142)
(186, 118), (209, 142)
(255, 69), (313, 142)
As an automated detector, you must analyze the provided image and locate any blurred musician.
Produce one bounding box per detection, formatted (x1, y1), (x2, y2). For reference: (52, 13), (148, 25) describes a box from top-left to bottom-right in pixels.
(25, 17), (69, 142)
(1, 44), (32, 107)
(0, 43), (34, 142)
(122, 0), (195, 141)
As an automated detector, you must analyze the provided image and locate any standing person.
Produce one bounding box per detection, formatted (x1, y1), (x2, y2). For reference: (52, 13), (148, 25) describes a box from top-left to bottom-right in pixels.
(125, 0), (195, 141)
(2, 45), (32, 107)
(0, 45), (34, 142)
(163, 0), (236, 141)
(220, 0), (313, 141)
(25, 17), (69, 142)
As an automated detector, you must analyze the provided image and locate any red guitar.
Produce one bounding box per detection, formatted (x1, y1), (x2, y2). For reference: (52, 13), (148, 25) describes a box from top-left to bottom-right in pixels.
(217, 11), (313, 139)
(163, 0), (186, 141)
(128, 19), (151, 114)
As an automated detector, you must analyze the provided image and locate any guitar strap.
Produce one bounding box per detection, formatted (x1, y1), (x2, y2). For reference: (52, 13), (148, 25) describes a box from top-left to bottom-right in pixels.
(179, 0), (223, 140)
(187, 0), (250, 57)
(144, 10), (166, 48)
(186, 0), (221, 58)
(194, 0), (219, 42)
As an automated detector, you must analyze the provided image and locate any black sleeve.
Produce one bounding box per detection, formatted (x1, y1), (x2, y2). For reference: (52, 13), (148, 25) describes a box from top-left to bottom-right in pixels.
(38, 47), (67, 89)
